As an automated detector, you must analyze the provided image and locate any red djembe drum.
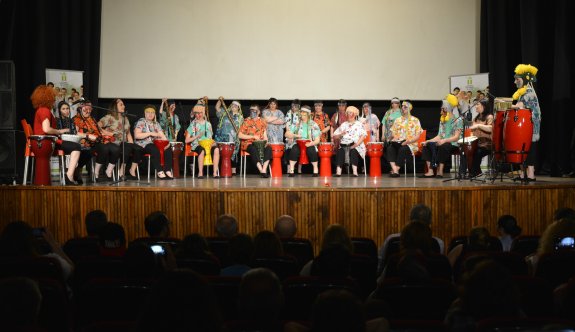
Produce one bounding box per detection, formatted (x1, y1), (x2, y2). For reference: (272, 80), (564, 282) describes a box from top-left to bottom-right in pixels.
(218, 142), (235, 178)
(318, 142), (333, 177)
(29, 135), (57, 186)
(296, 139), (310, 165)
(270, 143), (284, 178)
(457, 136), (478, 174)
(366, 142), (384, 177)
(153, 139), (170, 167)
(503, 108), (533, 164)
(169, 142), (183, 177)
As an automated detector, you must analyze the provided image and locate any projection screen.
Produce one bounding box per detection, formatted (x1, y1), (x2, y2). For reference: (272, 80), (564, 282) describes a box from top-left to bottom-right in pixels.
(100, 0), (480, 100)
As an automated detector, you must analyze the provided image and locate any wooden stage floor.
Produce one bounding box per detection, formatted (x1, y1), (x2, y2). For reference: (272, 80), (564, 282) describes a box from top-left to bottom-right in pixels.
(2, 174), (575, 253)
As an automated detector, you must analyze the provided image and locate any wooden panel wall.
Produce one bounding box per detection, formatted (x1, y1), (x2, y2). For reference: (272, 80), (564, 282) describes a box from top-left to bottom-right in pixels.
(1, 185), (574, 254)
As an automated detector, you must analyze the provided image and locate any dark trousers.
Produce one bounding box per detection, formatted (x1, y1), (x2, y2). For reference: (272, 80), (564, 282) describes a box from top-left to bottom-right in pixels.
(144, 143), (173, 172)
(120, 142), (143, 165)
(385, 143), (412, 166)
(246, 144), (272, 169)
(460, 147), (490, 176)
(525, 141), (537, 167)
(288, 144), (318, 163)
(93, 143), (121, 165)
(335, 146), (361, 167)
(421, 143), (457, 165)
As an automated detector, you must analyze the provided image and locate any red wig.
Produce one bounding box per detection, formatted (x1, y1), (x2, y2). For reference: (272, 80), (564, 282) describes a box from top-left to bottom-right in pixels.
(30, 85), (55, 109)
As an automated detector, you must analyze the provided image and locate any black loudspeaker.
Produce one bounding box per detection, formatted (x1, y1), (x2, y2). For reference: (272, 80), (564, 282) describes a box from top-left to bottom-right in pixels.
(0, 130), (25, 183)
(0, 61), (16, 130)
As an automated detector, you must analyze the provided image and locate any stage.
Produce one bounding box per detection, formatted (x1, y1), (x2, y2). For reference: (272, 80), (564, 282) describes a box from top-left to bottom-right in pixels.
(1, 174), (575, 253)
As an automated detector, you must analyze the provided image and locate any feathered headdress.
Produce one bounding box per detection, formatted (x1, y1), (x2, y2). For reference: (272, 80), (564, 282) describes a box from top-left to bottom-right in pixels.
(514, 64), (538, 83)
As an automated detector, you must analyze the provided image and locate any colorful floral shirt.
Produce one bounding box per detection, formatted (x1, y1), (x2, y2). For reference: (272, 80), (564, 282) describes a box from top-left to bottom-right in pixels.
(99, 114), (131, 144)
(158, 112), (181, 141)
(239, 117), (267, 151)
(73, 114), (101, 148)
(134, 118), (164, 148)
(390, 115), (423, 153)
(359, 113), (380, 142)
(262, 109), (286, 144)
(284, 109), (301, 147)
(519, 86), (541, 142)
(312, 112), (331, 142)
(438, 114), (463, 146)
(286, 119), (322, 150)
(215, 107), (243, 162)
(186, 120), (214, 150)
(333, 120), (367, 158)
(381, 108), (402, 142)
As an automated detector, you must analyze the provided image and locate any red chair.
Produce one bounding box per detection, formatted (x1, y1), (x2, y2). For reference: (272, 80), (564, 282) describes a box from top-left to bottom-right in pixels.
(407, 129), (427, 177)
(183, 141), (198, 178)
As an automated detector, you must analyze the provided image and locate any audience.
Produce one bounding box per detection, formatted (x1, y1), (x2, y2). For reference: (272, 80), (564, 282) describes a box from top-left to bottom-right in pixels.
(497, 215), (522, 251)
(301, 224), (354, 276)
(274, 215), (297, 238)
(215, 213), (239, 238)
(221, 233), (253, 277)
(445, 260), (522, 331)
(525, 217), (575, 272)
(98, 222), (127, 257)
(553, 207), (575, 221)
(135, 269), (223, 332)
(0, 277), (43, 330)
(84, 209), (108, 238)
(144, 211), (171, 238)
(447, 227), (492, 267)
(176, 233), (219, 264)
(0, 220), (74, 281)
(252, 230), (284, 259)
(124, 242), (172, 279)
(238, 268), (284, 326)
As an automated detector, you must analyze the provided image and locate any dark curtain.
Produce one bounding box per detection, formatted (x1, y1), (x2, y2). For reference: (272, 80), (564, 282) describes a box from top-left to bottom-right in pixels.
(480, 0), (575, 175)
(0, 0), (101, 125)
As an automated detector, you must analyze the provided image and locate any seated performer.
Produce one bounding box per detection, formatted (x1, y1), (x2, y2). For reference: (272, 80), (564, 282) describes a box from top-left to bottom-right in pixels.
(420, 94), (463, 178)
(133, 105), (174, 180)
(73, 100), (120, 183)
(185, 103), (220, 178)
(381, 97), (402, 143)
(158, 98), (181, 142)
(466, 98), (493, 177)
(238, 104), (272, 178)
(332, 106), (367, 177)
(285, 105), (321, 177)
(215, 97), (243, 175)
(386, 101), (423, 177)
(99, 98), (143, 180)
(359, 102), (380, 142)
(31, 85), (81, 185)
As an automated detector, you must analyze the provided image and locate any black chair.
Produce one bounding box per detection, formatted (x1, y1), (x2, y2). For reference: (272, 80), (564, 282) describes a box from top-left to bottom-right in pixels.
(382, 253), (452, 282)
(476, 317), (575, 332)
(73, 256), (126, 290)
(176, 257), (221, 276)
(351, 237), (378, 259)
(349, 254), (378, 298)
(36, 277), (72, 332)
(63, 237), (100, 263)
(381, 236), (442, 275)
(447, 235), (468, 253)
(206, 237), (230, 266)
(510, 235), (540, 258)
(251, 256), (299, 281)
(0, 256), (65, 285)
(206, 276), (242, 321)
(130, 237), (181, 251)
(281, 237), (314, 270)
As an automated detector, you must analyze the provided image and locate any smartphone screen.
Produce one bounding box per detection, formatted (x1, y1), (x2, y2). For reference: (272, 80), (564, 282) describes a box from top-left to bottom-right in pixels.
(151, 245), (165, 255)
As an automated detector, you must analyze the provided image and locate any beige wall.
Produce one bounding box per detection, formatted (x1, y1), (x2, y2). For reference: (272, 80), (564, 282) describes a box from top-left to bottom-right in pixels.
(100, 0), (480, 100)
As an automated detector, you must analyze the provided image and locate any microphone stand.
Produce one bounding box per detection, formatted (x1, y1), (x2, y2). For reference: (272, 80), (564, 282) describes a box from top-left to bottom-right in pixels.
(443, 111), (470, 183)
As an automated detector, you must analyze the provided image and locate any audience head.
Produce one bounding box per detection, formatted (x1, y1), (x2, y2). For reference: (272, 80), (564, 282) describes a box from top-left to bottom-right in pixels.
(460, 260), (520, 320)
(311, 289), (366, 332)
(136, 269), (222, 332)
(553, 207), (575, 222)
(0, 220), (38, 257)
(144, 211), (171, 237)
(400, 221), (433, 254)
(537, 217), (575, 256)
(84, 209), (108, 237)
(98, 222), (126, 249)
(215, 214), (238, 238)
(0, 277), (42, 327)
(252, 230), (283, 258)
(238, 268), (284, 323)
(497, 215), (522, 237)
(467, 227), (491, 251)
(228, 233), (254, 265)
(321, 224), (353, 253)
(178, 233), (210, 258)
(274, 215), (297, 238)
(409, 204), (432, 226)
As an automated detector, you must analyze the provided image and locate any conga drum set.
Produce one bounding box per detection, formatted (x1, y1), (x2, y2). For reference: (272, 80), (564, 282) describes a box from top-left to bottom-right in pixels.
(170, 141), (183, 177)
(29, 135), (57, 186)
(318, 142), (334, 177)
(270, 143), (284, 178)
(366, 142), (384, 177)
(218, 142), (235, 178)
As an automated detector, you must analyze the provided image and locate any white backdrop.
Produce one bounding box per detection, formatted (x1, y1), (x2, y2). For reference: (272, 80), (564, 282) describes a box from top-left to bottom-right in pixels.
(100, 0), (480, 100)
